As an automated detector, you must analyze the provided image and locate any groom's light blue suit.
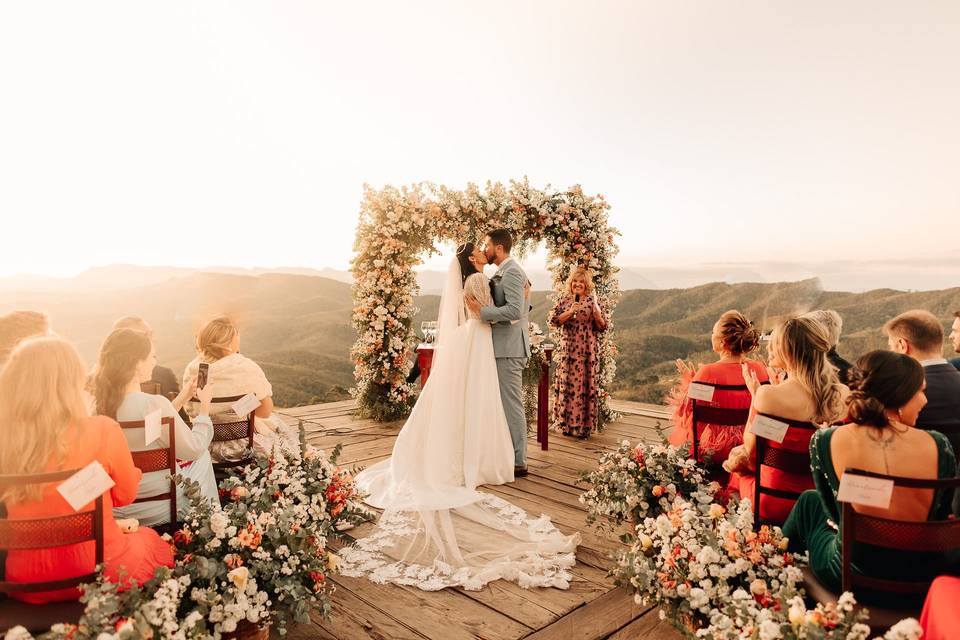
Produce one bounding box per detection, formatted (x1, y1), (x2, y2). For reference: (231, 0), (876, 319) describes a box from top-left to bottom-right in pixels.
(480, 257), (531, 467)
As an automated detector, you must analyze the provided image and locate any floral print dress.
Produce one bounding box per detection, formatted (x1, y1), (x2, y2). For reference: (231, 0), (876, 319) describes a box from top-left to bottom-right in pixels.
(550, 294), (607, 437)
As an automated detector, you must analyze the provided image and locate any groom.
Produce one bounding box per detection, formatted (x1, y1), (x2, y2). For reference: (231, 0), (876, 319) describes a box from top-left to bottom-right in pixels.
(465, 228), (531, 477)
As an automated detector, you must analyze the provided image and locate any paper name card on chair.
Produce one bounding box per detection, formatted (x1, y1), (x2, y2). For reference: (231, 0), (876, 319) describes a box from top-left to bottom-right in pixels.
(144, 408), (163, 446)
(687, 383), (715, 402)
(231, 393), (261, 417)
(57, 460), (116, 511)
(837, 473), (894, 509)
(749, 415), (789, 444)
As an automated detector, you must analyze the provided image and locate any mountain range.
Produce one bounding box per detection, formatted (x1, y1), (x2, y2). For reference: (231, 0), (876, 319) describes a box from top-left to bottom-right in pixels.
(2, 268), (957, 407)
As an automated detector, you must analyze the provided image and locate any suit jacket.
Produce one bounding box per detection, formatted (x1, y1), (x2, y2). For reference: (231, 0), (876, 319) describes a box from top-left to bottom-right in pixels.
(480, 258), (531, 359)
(917, 363), (960, 452)
(951, 356), (960, 372)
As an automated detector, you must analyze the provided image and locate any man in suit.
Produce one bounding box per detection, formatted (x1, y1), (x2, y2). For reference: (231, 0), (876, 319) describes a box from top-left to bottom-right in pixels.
(885, 310), (960, 450)
(465, 228), (531, 477)
(949, 311), (960, 371)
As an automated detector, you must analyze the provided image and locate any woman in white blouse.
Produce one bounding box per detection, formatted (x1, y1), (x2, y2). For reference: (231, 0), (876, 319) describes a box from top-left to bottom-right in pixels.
(182, 316), (298, 462)
(90, 328), (219, 526)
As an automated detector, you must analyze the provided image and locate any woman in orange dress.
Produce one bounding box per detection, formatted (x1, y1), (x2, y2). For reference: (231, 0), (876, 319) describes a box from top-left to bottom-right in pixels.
(669, 310), (767, 468)
(723, 317), (848, 524)
(0, 337), (174, 604)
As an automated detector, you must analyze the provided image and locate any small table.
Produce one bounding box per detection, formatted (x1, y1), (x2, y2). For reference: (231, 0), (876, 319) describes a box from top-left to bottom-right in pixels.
(415, 343), (553, 451)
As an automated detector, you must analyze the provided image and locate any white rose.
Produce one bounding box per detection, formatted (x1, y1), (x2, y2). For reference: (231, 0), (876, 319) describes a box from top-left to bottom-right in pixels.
(228, 566), (250, 591)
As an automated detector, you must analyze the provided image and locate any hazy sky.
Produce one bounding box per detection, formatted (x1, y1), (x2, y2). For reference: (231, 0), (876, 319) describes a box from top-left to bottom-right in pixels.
(1, 1), (958, 278)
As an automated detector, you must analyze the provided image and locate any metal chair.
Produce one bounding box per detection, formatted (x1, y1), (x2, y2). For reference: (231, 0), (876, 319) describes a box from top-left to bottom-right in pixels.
(192, 395), (257, 473)
(0, 469), (105, 632)
(804, 469), (960, 634)
(753, 414), (817, 530)
(690, 383), (750, 464)
(117, 416), (178, 528)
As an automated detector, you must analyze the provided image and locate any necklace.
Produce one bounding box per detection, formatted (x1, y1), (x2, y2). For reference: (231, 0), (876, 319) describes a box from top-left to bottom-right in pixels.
(864, 423), (908, 474)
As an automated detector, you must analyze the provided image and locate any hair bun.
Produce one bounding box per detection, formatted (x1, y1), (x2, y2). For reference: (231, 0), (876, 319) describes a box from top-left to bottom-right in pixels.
(846, 391), (889, 428)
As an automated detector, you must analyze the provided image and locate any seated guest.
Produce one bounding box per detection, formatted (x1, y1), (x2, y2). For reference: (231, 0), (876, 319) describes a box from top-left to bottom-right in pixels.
(183, 316), (297, 462)
(724, 316), (848, 523)
(90, 329), (219, 526)
(0, 310), (49, 368)
(669, 310), (768, 466)
(802, 309), (854, 385)
(783, 350), (956, 594)
(950, 311), (960, 371)
(112, 316), (181, 398)
(0, 337), (173, 603)
(884, 310), (960, 450)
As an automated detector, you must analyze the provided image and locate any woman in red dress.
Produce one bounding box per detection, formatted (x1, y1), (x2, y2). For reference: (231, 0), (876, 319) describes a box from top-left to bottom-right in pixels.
(550, 267), (608, 439)
(0, 337), (174, 603)
(668, 310), (767, 468)
(724, 317), (848, 524)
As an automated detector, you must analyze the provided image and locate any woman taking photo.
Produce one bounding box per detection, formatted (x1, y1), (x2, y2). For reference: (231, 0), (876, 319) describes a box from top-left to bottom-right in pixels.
(550, 267), (607, 439)
(783, 350), (956, 593)
(90, 328), (219, 526)
(0, 337), (173, 603)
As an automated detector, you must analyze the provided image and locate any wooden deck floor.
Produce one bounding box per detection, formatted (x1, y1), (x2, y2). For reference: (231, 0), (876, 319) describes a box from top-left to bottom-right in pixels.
(274, 399), (682, 640)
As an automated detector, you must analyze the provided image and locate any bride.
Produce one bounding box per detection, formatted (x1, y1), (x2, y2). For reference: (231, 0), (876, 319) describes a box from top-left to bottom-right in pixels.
(341, 243), (580, 591)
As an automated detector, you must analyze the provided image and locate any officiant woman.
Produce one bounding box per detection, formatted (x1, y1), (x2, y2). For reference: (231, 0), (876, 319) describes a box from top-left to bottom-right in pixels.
(550, 267), (607, 439)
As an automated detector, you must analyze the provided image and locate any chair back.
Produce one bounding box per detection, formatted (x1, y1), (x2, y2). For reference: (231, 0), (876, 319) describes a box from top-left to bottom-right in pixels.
(192, 395), (257, 471)
(690, 383), (750, 462)
(118, 416), (177, 525)
(0, 469), (105, 595)
(140, 381), (162, 395)
(840, 468), (960, 596)
(753, 414), (818, 529)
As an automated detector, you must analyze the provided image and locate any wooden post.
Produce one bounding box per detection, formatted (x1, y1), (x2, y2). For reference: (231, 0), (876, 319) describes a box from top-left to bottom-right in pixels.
(416, 344), (434, 388)
(537, 346), (553, 451)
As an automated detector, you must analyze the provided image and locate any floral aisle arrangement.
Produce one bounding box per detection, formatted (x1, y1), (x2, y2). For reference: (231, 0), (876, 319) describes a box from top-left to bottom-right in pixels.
(579, 440), (716, 533)
(10, 438), (372, 640)
(521, 322), (550, 427)
(580, 440), (922, 640)
(350, 179), (621, 424)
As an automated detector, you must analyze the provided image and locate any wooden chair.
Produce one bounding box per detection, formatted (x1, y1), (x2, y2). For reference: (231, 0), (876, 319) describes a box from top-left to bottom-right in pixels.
(140, 381), (162, 395)
(803, 469), (960, 634)
(192, 395), (257, 474)
(690, 383), (750, 464)
(118, 416), (178, 529)
(0, 469), (105, 632)
(753, 415), (817, 530)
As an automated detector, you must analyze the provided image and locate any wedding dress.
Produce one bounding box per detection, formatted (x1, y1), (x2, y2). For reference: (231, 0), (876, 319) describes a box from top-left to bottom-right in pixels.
(341, 257), (580, 591)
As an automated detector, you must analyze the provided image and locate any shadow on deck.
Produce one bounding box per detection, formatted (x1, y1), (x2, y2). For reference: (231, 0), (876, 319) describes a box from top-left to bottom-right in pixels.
(274, 399), (681, 640)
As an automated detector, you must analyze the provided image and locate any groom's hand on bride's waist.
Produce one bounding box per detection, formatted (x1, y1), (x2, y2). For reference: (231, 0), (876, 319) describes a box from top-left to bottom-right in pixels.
(465, 294), (482, 315)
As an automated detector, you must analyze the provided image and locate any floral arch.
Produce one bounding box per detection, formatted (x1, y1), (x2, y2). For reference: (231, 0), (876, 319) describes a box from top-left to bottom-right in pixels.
(350, 179), (622, 430)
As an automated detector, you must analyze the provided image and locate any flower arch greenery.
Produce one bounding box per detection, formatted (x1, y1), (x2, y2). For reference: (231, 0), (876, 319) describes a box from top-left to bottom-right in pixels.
(350, 178), (622, 430)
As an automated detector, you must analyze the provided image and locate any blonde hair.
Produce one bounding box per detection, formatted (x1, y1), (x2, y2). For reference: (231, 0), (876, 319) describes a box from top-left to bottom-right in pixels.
(771, 316), (845, 424)
(564, 267), (595, 296)
(112, 315), (153, 339)
(197, 316), (238, 362)
(0, 310), (50, 367)
(0, 337), (90, 503)
(801, 309), (843, 348)
(90, 328), (152, 419)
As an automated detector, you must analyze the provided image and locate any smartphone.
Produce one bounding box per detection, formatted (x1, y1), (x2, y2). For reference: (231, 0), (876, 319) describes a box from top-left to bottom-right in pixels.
(575, 294), (581, 303)
(198, 362), (209, 389)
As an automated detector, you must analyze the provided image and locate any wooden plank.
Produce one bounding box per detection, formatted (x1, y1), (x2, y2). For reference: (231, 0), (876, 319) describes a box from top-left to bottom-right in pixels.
(314, 580), (430, 640)
(605, 607), (684, 640)
(329, 574), (531, 640)
(523, 586), (646, 640)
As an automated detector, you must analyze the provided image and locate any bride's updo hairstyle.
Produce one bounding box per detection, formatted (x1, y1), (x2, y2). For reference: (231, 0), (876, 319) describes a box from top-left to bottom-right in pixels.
(715, 310), (761, 356)
(771, 316), (845, 424)
(456, 243), (479, 285)
(846, 350), (924, 428)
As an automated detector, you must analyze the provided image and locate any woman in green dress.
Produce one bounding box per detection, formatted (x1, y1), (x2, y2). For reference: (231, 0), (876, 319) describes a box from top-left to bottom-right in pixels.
(783, 350), (957, 593)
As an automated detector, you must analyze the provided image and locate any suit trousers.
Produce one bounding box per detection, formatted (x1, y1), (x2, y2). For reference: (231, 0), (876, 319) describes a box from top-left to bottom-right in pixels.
(496, 356), (528, 467)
